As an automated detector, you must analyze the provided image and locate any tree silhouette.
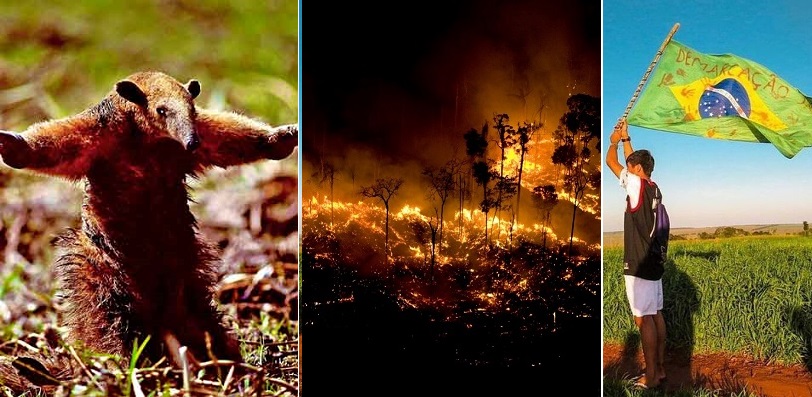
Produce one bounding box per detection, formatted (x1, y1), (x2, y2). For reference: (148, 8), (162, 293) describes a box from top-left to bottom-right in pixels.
(464, 123), (488, 207)
(532, 184), (559, 248)
(409, 211), (440, 284)
(409, 219), (429, 265)
(426, 213), (439, 284)
(360, 177), (404, 260)
(472, 160), (497, 241)
(347, 163), (357, 189)
(493, 173), (518, 240)
(423, 159), (461, 254)
(551, 94), (599, 253)
(447, 157), (469, 239)
(492, 114), (517, 239)
(514, 121), (539, 227)
(312, 161), (338, 227)
(805, 221), (809, 237)
(465, 123), (493, 240)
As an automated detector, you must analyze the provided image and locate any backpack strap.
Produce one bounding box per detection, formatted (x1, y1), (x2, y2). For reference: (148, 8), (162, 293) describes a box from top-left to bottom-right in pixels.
(646, 180), (662, 209)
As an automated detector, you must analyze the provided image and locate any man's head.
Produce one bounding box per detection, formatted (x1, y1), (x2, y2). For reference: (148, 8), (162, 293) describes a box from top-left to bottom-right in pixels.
(626, 149), (654, 178)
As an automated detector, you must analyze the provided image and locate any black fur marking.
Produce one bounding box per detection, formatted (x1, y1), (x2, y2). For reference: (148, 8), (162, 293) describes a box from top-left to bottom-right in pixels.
(115, 80), (147, 106)
(186, 80), (201, 99)
(91, 97), (116, 127)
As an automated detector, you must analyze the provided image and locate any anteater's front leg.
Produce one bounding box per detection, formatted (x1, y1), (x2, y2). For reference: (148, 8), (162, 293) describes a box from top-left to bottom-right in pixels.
(0, 112), (102, 180)
(192, 108), (298, 169)
(0, 131), (31, 169)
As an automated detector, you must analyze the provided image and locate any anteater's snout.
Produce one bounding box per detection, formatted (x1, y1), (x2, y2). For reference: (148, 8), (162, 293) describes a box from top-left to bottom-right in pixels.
(185, 133), (200, 151)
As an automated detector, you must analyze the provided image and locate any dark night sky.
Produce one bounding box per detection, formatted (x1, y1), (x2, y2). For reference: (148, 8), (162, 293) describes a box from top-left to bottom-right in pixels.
(302, 0), (601, 243)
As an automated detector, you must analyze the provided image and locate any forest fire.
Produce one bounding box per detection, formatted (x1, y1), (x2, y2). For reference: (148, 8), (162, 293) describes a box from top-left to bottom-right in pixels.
(302, 193), (599, 316)
(301, 0), (600, 381)
(305, 195), (577, 253)
(301, 85), (602, 376)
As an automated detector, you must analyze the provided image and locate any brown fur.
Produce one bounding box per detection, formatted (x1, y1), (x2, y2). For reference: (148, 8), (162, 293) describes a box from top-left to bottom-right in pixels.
(0, 71), (297, 381)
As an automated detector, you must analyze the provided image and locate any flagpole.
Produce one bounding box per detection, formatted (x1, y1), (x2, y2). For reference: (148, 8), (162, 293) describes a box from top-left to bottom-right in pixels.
(618, 22), (680, 125)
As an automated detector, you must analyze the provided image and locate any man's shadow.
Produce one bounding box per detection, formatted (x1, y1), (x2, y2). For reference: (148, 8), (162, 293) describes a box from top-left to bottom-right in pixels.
(787, 301), (812, 372)
(604, 259), (701, 389)
(661, 259), (701, 387)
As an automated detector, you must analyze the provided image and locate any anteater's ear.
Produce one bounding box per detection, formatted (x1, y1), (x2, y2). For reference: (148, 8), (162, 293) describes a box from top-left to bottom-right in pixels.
(115, 80), (147, 106)
(186, 79), (201, 99)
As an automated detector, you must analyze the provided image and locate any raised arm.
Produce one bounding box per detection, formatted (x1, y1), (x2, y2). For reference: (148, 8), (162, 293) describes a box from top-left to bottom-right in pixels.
(606, 119), (626, 178)
(0, 111), (103, 181)
(619, 118), (634, 160)
(192, 108), (298, 169)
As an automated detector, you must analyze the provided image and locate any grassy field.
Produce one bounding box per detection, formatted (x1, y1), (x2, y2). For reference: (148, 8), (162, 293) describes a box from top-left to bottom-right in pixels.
(604, 236), (812, 367)
(603, 224), (806, 247)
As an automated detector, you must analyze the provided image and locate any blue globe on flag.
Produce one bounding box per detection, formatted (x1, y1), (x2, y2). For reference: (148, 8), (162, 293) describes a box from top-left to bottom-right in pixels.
(698, 78), (751, 119)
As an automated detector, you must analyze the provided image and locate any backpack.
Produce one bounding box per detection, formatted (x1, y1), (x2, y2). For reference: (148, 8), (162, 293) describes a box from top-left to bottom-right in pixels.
(650, 184), (670, 262)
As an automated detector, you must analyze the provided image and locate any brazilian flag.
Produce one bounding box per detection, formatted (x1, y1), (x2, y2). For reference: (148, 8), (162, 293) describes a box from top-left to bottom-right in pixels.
(627, 40), (812, 158)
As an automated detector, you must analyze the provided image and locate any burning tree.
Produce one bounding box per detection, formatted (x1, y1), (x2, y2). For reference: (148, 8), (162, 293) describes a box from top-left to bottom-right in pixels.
(312, 161), (338, 227)
(464, 123), (495, 241)
(448, 157), (469, 239)
(551, 94), (599, 254)
(532, 184), (558, 248)
(514, 121), (539, 227)
(360, 177), (404, 259)
(426, 214), (439, 284)
(492, 114), (517, 240)
(472, 160), (497, 242)
(422, 161), (457, 255)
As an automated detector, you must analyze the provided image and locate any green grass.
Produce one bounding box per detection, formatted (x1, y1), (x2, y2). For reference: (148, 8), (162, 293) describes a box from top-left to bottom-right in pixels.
(0, 0), (297, 127)
(604, 236), (812, 365)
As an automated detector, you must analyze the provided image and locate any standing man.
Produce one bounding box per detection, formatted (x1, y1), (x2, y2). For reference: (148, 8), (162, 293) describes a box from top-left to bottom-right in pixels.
(606, 119), (667, 389)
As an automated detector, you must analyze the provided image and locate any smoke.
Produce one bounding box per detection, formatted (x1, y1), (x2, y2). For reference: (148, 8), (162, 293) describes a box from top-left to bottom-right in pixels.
(303, 146), (432, 210)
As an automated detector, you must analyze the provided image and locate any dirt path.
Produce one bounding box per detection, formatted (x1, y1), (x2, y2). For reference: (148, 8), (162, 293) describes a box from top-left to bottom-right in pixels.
(604, 343), (812, 396)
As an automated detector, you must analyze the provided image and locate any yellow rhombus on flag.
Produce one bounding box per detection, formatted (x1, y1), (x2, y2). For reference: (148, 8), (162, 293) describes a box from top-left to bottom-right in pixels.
(627, 39), (812, 158)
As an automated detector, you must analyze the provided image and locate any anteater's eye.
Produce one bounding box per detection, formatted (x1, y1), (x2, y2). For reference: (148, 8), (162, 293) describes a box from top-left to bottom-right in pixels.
(156, 106), (167, 117)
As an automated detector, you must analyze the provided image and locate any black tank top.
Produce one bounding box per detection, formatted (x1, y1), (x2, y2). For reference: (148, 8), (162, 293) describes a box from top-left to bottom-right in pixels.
(623, 179), (665, 280)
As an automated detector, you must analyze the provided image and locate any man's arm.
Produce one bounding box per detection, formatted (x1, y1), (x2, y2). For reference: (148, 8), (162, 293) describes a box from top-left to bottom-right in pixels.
(619, 118), (634, 160)
(606, 119), (626, 178)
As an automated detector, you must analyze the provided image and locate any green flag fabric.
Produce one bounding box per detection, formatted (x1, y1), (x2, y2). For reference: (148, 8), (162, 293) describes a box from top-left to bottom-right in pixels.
(627, 40), (812, 158)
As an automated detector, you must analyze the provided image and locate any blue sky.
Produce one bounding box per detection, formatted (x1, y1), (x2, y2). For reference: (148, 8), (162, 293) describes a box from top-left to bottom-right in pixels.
(603, 0), (812, 232)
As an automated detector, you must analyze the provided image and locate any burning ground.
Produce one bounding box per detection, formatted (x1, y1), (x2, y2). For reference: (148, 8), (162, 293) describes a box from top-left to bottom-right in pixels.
(300, 196), (600, 391)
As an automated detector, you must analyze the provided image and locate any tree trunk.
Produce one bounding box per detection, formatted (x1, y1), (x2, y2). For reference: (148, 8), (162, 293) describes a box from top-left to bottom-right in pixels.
(438, 201), (445, 256)
(498, 146), (505, 239)
(385, 202), (390, 259)
(430, 232), (436, 284)
(542, 211), (550, 248)
(483, 184), (488, 241)
(516, 150), (525, 227)
(459, 174), (464, 238)
(568, 137), (589, 254)
(569, 197), (577, 254)
(330, 179), (334, 227)
(491, 210), (500, 242)
(484, 210), (489, 241)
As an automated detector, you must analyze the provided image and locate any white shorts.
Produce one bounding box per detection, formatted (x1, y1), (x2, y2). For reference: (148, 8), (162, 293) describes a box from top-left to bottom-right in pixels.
(624, 275), (663, 317)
